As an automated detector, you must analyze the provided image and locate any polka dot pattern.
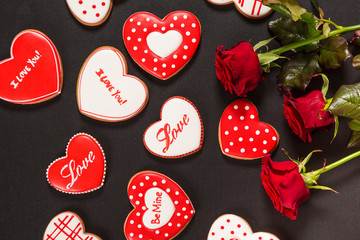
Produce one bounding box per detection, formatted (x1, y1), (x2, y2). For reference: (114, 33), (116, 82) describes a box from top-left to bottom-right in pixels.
(66, 0), (111, 25)
(219, 99), (279, 160)
(207, 214), (279, 240)
(123, 11), (201, 80)
(124, 171), (195, 240)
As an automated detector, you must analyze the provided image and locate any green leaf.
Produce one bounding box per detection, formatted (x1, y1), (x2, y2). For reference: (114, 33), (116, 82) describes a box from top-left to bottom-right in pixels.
(310, 0), (319, 10)
(348, 119), (360, 131)
(319, 36), (351, 69)
(263, 0), (307, 21)
(300, 12), (320, 29)
(328, 83), (360, 120)
(352, 54), (360, 70)
(277, 53), (322, 91)
(347, 131), (360, 148)
(322, 23), (330, 37)
(253, 37), (276, 52)
(308, 185), (338, 193)
(269, 16), (322, 53)
(299, 150), (322, 173)
(331, 115), (339, 143)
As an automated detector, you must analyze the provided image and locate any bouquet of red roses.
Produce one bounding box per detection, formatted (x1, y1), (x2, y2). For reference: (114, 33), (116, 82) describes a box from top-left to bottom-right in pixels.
(215, 0), (360, 219)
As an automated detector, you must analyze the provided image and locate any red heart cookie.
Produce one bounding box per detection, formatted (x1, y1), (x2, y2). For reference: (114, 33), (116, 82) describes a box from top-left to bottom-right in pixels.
(207, 214), (279, 240)
(124, 171), (195, 240)
(46, 133), (106, 194)
(0, 29), (62, 104)
(123, 11), (201, 80)
(43, 211), (102, 240)
(219, 99), (279, 160)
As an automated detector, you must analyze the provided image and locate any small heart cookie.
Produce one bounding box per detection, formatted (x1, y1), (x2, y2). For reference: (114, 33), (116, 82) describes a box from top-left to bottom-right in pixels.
(46, 133), (106, 194)
(124, 171), (195, 240)
(123, 11), (201, 80)
(43, 211), (102, 240)
(208, 0), (272, 19)
(208, 214), (279, 240)
(219, 99), (279, 160)
(77, 46), (148, 122)
(0, 29), (62, 104)
(66, 0), (113, 26)
(143, 96), (204, 158)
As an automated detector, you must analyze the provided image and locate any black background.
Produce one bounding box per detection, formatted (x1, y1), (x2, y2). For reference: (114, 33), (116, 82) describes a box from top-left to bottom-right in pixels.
(1, 0), (360, 239)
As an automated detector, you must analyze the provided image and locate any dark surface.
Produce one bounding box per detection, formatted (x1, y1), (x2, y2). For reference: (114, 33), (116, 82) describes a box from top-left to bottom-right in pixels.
(1, 0), (360, 239)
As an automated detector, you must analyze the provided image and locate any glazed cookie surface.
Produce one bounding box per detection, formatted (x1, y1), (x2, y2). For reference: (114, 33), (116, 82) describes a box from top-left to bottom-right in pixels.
(66, 0), (113, 26)
(0, 29), (62, 104)
(208, 214), (279, 240)
(143, 96), (204, 158)
(77, 46), (148, 122)
(46, 133), (106, 194)
(219, 99), (279, 160)
(123, 11), (201, 80)
(208, 0), (272, 19)
(43, 211), (102, 240)
(124, 171), (195, 240)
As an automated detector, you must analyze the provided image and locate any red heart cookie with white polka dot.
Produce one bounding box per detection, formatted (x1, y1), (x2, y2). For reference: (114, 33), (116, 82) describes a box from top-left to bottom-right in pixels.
(66, 0), (113, 26)
(219, 99), (279, 160)
(124, 171), (195, 240)
(46, 133), (106, 194)
(207, 214), (279, 240)
(123, 11), (201, 80)
(0, 29), (62, 104)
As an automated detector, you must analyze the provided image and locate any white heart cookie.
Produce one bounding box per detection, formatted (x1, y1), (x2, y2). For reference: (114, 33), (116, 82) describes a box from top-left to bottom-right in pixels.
(143, 96), (204, 158)
(147, 30), (183, 58)
(43, 211), (102, 240)
(66, 0), (113, 26)
(208, 214), (279, 240)
(77, 46), (148, 122)
(208, 0), (272, 19)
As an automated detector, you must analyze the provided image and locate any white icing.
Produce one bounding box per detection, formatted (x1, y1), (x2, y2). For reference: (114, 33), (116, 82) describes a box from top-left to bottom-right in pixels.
(144, 97), (202, 157)
(209, 0), (272, 17)
(78, 47), (148, 121)
(146, 30), (183, 58)
(44, 212), (101, 240)
(142, 188), (175, 229)
(66, 0), (111, 24)
(207, 214), (279, 240)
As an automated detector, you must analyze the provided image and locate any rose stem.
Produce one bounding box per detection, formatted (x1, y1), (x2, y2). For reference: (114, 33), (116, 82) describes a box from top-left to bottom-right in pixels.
(313, 150), (360, 175)
(268, 24), (360, 55)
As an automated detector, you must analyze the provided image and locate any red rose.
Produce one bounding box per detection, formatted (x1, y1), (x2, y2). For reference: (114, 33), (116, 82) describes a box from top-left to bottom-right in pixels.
(261, 155), (310, 220)
(283, 90), (334, 142)
(215, 41), (264, 97)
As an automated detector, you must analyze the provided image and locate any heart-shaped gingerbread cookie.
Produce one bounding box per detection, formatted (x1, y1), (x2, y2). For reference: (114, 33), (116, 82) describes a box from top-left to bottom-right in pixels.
(124, 171), (195, 240)
(208, 214), (279, 240)
(219, 99), (279, 160)
(123, 11), (201, 80)
(143, 96), (204, 158)
(43, 211), (102, 240)
(66, 0), (113, 26)
(46, 133), (106, 194)
(207, 0), (272, 19)
(77, 46), (148, 122)
(0, 30), (62, 104)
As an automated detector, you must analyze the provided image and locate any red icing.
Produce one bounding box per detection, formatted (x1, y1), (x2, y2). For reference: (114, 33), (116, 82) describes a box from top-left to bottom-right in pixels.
(47, 133), (106, 194)
(123, 11), (201, 80)
(219, 99), (279, 159)
(124, 171), (195, 240)
(0, 30), (62, 104)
